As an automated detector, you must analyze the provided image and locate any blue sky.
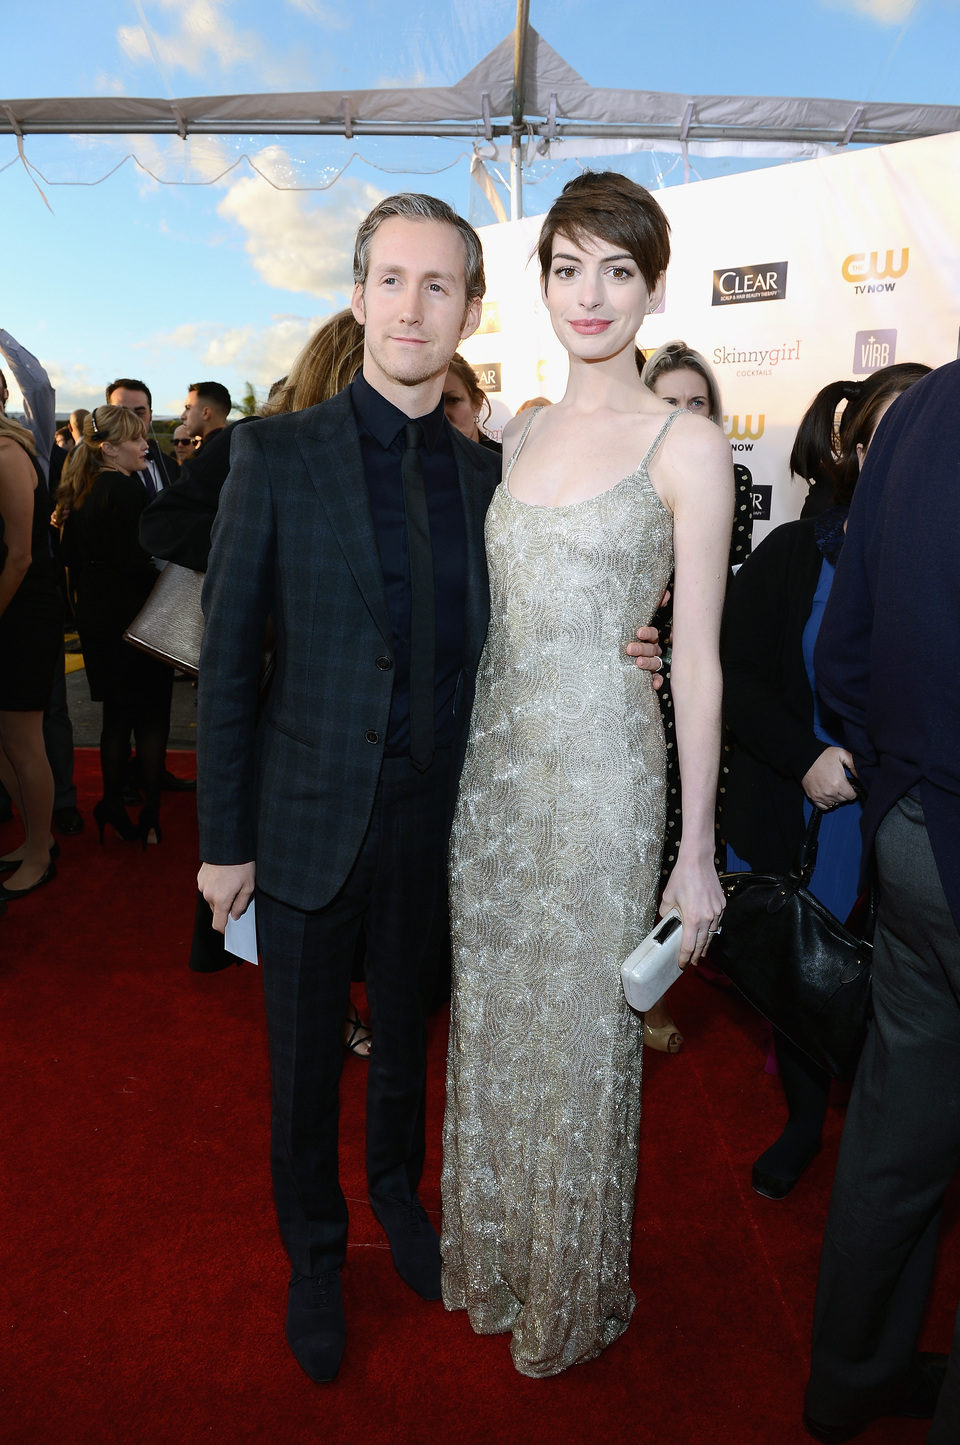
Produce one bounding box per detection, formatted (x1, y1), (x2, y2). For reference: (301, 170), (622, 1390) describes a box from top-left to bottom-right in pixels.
(2, 0), (957, 418)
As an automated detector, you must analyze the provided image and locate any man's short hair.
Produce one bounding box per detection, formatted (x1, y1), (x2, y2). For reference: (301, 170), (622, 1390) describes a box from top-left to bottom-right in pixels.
(188, 381), (232, 415)
(106, 377), (152, 407)
(353, 193), (485, 306)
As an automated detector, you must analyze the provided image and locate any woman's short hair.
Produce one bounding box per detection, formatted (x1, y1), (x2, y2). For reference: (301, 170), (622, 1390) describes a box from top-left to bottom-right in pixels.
(260, 309), (365, 415)
(445, 353), (491, 427)
(537, 171), (671, 292)
(353, 193), (486, 307)
(639, 340), (723, 426)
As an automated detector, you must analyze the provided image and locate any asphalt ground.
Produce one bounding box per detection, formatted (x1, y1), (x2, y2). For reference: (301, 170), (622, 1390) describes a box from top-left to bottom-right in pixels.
(65, 630), (198, 750)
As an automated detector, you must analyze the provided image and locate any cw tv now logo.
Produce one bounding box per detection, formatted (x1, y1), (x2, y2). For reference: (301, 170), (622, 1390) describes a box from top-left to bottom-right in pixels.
(853, 330), (897, 374)
(842, 248), (909, 295)
(723, 414), (765, 451)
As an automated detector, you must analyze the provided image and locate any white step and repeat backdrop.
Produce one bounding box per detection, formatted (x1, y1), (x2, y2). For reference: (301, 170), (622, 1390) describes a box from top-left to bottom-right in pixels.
(462, 130), (960, 544)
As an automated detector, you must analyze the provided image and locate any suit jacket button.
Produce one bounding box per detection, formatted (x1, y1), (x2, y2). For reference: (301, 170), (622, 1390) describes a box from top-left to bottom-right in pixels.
(375, 655), (393, 670)
(365, 730), (379, 744)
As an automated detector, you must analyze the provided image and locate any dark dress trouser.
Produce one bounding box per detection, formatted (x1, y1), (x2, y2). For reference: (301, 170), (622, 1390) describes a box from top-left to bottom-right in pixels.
(805, 795), (960, 1442)
(255, 748), (455, 1280)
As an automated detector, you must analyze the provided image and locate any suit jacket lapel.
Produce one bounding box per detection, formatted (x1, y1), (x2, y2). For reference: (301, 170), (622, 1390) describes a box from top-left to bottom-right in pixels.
(296, 393), (392, 643)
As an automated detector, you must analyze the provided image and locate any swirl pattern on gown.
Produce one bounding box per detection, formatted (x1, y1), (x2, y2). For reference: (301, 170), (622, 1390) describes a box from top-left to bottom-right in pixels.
(441, 407), (679, 1376)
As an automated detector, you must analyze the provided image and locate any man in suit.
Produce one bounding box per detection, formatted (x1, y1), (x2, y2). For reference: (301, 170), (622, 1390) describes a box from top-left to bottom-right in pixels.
(105, 377), (177, 497)
(803, 360), (960, 1443)
(197, 194), (499, 1384)
(179, 380), (232, 452)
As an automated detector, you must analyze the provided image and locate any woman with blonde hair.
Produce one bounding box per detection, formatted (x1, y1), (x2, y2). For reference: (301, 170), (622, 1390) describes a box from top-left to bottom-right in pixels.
(260, 310), (364, 417)
(58, 405), (173, 846)
(0, 412), (61, 898)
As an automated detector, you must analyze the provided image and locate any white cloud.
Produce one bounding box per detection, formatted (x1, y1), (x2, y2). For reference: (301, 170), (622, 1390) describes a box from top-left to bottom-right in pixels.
(284, 0), (349, 26)
(216, 152), (386, 300)
(44, 364), (112, 411)
(118, 0), (261, 80)
(146, 314), (325, 406)
(821, 0), (919, 22)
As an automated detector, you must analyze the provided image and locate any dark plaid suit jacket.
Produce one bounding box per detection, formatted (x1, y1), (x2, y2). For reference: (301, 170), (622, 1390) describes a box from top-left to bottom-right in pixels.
(196, 387), (500, 912)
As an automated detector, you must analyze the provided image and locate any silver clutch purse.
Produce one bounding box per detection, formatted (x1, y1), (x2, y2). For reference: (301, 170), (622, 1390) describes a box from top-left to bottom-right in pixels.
(123, 562), (205, 677)
(621, 909), (684, 1012)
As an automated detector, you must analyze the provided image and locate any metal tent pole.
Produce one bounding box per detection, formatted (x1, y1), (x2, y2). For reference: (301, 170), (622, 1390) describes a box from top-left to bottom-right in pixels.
(510, 0), (530, 220)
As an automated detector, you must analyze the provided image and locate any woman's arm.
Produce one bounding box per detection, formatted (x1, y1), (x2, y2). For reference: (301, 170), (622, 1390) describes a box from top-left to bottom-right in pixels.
(654, 416), (733, 964)
(0, 438), (37, 619)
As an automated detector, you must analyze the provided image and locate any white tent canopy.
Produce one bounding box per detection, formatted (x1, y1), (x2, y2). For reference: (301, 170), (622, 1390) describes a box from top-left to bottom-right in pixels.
(3, 28), (957, 155)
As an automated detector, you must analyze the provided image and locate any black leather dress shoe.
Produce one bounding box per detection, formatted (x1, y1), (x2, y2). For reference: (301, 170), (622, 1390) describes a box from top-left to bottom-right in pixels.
(286, 1270), (345, 1383)
(52, 806), (84, 836)
(803, 1352), (949, 1441)
(751, 1145), (821, 1200)
(0, 859), (57, 901)
(370, 1196), (442, 1299)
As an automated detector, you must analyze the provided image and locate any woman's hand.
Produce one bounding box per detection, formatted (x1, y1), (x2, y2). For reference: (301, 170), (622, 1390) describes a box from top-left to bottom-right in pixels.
(625, 623), (665, 688)
(801, 746), (858, 811)
(661, 850), (725, 968)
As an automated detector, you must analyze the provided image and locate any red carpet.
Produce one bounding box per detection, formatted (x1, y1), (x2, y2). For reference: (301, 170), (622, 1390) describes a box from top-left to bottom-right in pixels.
(1, 749), (956, 1444)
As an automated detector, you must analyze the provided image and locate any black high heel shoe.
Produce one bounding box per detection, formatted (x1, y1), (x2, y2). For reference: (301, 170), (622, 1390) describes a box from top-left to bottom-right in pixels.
(93, 799), (140, 843)
(138, 807), (163, 849)
(0, 839), (60, 871)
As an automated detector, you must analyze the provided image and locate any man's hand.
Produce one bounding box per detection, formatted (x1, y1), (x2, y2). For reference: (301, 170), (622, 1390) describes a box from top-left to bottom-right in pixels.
(198, 861), (256, 934)
(801, 747), (858, 811)
(625, 625), (665, 689)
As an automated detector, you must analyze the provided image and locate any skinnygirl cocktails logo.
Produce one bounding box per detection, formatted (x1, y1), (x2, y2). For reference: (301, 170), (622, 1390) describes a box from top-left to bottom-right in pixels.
(712, 262), (788, 306)
(712, 339), (802, 378)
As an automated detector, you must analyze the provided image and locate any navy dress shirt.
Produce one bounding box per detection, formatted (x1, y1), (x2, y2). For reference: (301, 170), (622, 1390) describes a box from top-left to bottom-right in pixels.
(350, 372), (468, 757)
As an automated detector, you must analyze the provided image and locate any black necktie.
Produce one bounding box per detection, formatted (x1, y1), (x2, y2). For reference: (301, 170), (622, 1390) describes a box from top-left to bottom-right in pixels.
(140, 459), (158, 500)
(401, 421), (435, 771)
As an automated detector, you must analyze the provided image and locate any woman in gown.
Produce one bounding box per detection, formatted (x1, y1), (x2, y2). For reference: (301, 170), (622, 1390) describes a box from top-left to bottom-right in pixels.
(441, 172), (733, 1377)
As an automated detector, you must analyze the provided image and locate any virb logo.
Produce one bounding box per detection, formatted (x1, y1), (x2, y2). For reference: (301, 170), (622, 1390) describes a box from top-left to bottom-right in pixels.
(723, 414), (765, 451)
(853, 330), (897, 374)
(842, 248), (909, 295)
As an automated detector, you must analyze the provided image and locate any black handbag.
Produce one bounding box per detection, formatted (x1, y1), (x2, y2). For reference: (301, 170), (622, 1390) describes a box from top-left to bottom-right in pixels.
(712, 807), (874, 1078)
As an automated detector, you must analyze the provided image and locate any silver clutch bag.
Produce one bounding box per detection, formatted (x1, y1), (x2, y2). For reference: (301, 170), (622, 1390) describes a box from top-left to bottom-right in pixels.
(621, 909), (684, 1012)
(123, 562), (205, 677)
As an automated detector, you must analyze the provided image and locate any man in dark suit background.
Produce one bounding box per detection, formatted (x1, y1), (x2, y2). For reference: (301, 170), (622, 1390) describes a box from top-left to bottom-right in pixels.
(804, 360), (960, 1444)
(105, 377), (177, 497)
(197, 194), (498, 1383)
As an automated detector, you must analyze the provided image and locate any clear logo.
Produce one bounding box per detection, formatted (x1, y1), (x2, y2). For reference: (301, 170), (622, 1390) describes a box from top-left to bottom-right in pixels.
(712, 262), (788, 306)
(474, 363), (501, 393)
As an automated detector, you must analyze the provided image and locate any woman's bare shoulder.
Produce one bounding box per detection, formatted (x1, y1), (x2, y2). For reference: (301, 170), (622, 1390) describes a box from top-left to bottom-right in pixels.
(0, 434), (35, 476)
(502, 408), (540, 446)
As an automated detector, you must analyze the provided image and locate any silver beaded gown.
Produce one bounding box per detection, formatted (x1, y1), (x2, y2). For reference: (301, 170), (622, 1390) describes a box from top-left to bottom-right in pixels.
(440, 408), (679, 1377)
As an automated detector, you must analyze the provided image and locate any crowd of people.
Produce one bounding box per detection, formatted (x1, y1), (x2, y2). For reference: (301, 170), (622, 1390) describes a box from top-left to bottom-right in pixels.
(1, 172), (958, 1441)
